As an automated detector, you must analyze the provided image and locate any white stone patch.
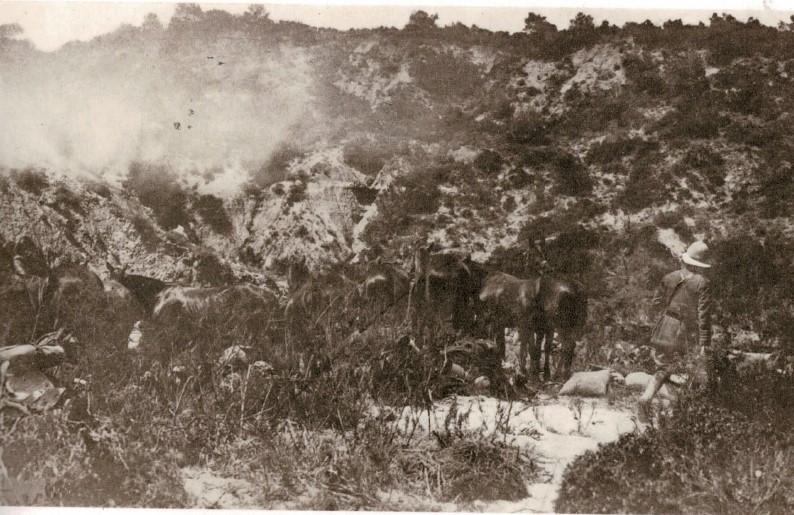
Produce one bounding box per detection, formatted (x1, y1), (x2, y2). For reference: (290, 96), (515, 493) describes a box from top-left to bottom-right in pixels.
(448, 145), (480, 164)
(560, 44), (626, 96)
(181, 467), (259, 509)
(390, 395), (640, 513)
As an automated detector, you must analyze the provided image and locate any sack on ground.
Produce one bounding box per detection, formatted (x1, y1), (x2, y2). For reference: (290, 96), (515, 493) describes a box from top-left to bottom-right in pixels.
(559, 369), (612, 397)
(625, 371), (654, 389)
(624, 371), (677, 400)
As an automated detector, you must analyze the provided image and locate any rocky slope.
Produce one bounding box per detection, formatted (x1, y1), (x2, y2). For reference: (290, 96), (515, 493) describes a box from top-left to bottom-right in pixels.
(1, 9), (793, 342)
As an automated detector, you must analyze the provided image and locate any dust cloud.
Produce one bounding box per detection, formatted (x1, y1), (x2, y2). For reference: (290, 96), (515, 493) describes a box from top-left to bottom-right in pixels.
(0, 24), (321, 197)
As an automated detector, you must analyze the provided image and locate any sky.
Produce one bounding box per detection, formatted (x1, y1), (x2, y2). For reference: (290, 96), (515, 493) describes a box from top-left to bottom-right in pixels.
(0, 0), (793, 51)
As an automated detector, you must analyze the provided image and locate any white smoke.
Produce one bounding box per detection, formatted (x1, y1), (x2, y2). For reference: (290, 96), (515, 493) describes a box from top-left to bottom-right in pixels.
(0, 35), (320, 197)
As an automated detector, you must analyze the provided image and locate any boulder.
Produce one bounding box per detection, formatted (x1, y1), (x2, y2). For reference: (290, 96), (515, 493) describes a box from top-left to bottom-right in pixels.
(473, 376), (491, 394)
(449, 363), (468, 380)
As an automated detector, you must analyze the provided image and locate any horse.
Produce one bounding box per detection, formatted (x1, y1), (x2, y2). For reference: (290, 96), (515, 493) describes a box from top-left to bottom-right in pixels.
(478, 271), (587, 381)
(107, 260), (279, 350)
(106, 261), (171, 317)
(284, 277), (332, 343)
(359, 256), (411, 313)
(407, 243), (486, 346)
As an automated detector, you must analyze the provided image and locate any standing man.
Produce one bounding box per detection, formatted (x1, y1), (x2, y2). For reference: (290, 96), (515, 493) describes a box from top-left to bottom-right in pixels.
(639, 240), (713, 421)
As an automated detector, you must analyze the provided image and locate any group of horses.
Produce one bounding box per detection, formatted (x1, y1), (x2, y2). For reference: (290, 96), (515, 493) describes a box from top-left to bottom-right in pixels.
(285, 243), (588, 382)
(0, 236), (588, 382)
(0, 239), (281, 356)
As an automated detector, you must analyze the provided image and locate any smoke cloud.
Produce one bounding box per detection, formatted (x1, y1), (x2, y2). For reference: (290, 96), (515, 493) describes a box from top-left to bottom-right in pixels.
(0, 29), (321, 197)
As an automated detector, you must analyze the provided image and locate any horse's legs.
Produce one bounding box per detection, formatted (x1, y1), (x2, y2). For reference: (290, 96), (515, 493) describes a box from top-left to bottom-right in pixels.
(523, 325), (541, 380)
(559, 329), (577, 380)
(405, 279), (416, 325)
(406, 279), (423, 346)
(543, 329), (554, 382)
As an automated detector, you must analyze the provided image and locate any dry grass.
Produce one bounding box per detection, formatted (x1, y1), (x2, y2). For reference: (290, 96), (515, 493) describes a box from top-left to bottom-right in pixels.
(0, 271), (537, 508)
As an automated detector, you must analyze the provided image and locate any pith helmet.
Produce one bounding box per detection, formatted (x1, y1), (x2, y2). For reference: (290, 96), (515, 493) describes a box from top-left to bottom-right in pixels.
(681, 241), (711, 268)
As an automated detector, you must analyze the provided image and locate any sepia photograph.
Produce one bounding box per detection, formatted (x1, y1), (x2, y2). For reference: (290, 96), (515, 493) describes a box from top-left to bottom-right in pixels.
(1, 0), (794, 512)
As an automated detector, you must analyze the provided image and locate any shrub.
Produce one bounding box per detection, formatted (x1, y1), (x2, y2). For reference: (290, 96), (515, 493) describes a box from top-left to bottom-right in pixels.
(12, 168), (49, 196)
(124, 162), (190, 231)
(653, 211), (694, 241)
(682, 145), (726, 189)
(557, 369), (794, 514)
(757, 164), (794, 219)
(286, 180), (307, 206)
(393, 169), (442, 215)
(410, 49), (482, 99)
(656, 105), (727, 140)
(252, 145), (303, 188)
(711, 230), (794, 345)
(342, 139), (391, 176)
(616, 151), (670, 211)
(507, 112), (550, 145)
(559, 94), (632, 136)
(434, 438), (534, 502)
(725, 120), (777, 149)
(586, 137), (660, 165)
(193, 194), (232, 235)
(473, 149), (504, 174)
(130, 215), (162, 251)
(85, 180), (113, 199)
(552, 151), (591, 197)
(623, 53), (666, 95)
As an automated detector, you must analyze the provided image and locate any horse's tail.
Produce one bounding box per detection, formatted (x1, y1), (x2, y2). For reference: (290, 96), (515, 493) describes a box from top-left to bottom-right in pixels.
(558, 287), (587, 330)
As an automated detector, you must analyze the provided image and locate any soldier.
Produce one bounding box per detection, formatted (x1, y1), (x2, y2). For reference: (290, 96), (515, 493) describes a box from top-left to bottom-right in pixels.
(639, 240), (714, 422)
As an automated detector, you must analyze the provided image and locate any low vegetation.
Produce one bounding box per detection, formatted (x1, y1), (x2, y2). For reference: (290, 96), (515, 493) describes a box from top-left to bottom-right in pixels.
(0, 257), (534, 508)
(556, 367), (794, 514)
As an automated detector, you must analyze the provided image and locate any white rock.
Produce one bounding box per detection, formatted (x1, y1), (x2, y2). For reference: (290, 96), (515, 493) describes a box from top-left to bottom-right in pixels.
(127, 321), (143, 351)
(473, 375), (491, 393)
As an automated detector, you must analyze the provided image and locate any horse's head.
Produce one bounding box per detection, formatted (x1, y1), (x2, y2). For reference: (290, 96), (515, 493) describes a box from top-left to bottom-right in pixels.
(106, 256), (129, 283)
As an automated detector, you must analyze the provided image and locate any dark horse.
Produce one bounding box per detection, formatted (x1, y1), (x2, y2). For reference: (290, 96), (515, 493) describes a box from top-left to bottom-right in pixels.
(478, 271), (587, 381)
(406, 244), (486, 346)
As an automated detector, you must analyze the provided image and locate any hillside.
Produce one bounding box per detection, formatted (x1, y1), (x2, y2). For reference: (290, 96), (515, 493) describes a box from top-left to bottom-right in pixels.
(2, 7), (793, 342)
(1, 7), (794, 511)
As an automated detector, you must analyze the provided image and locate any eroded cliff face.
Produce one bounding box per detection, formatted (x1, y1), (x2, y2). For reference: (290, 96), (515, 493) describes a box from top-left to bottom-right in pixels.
(231, 147), (369, 270)
(0, 172), (184, 280)
(3, 18), (793, 284)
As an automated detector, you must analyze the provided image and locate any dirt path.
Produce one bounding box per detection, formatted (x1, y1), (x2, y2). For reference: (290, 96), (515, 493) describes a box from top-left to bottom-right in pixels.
(179, 391), (644, 512)
(391, 393), (642, 513)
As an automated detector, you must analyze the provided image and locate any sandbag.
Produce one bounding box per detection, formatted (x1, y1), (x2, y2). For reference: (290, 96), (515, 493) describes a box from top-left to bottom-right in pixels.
(559, 369), (612, 397)
(624, 371), (677, 400)
(625, 371), (654, 390)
